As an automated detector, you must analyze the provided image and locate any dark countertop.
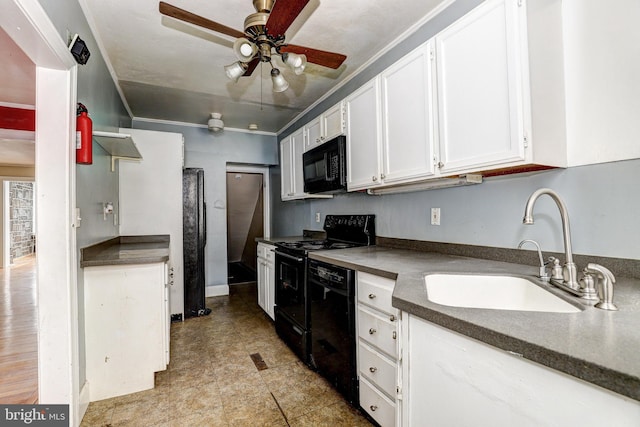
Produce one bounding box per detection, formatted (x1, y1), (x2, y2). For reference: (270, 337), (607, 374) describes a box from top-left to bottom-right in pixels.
(256, 235), (324, 245)
(81, 235), (170, 267)
(309, 245), (640, 402)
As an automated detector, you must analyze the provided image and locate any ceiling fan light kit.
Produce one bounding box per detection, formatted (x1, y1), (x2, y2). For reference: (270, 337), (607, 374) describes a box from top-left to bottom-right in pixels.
(270, 68), (289, 93)
(233, 37), (258, 61)
(282, 52), (307, 75)
(224, 61), (249, 82)
(159, 0), (347, 92)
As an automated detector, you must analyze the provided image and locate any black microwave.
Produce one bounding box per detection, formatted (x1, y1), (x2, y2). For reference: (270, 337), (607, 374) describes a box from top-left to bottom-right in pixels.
(303, 135), (347, 194)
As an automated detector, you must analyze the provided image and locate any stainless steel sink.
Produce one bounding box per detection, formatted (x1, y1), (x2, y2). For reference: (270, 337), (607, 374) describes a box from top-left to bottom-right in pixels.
(424, 274), (582, 313)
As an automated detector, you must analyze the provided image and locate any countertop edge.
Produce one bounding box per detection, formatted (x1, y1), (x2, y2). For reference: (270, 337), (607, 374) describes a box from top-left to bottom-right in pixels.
(81, 235), (170, 267)
(308, 247), (640, 402)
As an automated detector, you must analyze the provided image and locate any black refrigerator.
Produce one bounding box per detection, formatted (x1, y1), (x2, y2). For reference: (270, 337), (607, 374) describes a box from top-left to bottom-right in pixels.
(183, 168), (209, 318)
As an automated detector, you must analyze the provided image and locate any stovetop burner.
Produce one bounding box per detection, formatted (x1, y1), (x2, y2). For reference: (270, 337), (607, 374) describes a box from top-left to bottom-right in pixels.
(275, 215), (376, 256)
(275, 240), (360, 252)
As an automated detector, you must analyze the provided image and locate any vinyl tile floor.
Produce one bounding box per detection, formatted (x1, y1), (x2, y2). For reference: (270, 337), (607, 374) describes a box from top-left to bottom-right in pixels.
(81, 283), (373, 426)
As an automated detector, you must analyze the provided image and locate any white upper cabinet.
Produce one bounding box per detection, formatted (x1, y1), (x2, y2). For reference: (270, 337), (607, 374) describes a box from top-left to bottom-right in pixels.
(322, 101), (346, 142)
(339, 0), (566, 193)
(304, 101), (346, 152)
(280, 127), (333, 201)
(280, 128), (307, 200)
(304, 116), (322, 152)
(345, 78), (383, 191)
(381, 40), (437, 184)
(435, 0), (525, 174)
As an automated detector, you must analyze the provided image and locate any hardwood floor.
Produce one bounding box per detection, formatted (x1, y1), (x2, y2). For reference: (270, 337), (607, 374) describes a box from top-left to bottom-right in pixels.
(0, 255), (38, 404)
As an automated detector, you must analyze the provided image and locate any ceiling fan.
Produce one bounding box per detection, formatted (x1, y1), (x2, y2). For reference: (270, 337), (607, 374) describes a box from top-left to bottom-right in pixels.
(159, 0), (347, 92)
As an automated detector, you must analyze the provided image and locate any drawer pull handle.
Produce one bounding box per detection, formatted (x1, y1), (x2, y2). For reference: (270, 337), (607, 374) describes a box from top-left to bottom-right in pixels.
(392, 331), (397, 340)
(369, 366), (377, 373)
(370, 405), (378, 412)
(369, 328), (377, 335)
(368, 293), (376, 299)
(389, 315), (395, 321)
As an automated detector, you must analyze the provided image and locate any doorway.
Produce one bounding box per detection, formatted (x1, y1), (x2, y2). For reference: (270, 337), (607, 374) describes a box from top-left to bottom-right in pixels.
(225, 164), (271, 286)
(7, 181), (36, 264)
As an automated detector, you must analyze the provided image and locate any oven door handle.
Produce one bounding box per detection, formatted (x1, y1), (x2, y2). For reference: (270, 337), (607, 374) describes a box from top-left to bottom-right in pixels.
(276, 251), (304, 263)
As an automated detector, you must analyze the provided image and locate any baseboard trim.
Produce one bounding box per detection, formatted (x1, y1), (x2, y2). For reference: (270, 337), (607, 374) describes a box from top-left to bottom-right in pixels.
(79, 381), (90, 423)
(206, 284), (229, 297)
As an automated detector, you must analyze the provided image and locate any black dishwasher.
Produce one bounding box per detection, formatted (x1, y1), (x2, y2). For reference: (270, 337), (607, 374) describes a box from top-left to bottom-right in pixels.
(308, 258), (358, 405)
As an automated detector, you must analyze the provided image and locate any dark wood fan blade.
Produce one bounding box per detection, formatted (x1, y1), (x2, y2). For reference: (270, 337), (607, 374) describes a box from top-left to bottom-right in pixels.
(266, 0), (310, 37)
(280, 44), (346, 69)
(159, 1), (245, 39)
(243, 58), (261, 76)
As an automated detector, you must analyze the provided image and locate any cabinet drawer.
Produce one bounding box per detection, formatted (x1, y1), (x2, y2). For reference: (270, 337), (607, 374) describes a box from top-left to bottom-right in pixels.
(359, 341), (397, 398)
(257, 243), (275, 259)
(358, 306), (398, 358)
(358, 272), (396, 315)
(360, 377), (396, 427)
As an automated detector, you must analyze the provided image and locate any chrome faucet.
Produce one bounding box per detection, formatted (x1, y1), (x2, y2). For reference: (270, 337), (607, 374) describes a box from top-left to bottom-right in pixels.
(517, 239), (549, 282)
(523, 188), (579, 292)
(522, 188), (617, 310)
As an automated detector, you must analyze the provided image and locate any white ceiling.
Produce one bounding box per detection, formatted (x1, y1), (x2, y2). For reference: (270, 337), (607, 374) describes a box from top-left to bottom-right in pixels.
(80, 0), (449, 133)
(0, 26), (36, 167)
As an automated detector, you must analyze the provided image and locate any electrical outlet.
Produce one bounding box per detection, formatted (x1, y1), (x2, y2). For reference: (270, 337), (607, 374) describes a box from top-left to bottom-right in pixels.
(315, 212), (321, 223)
(431, 208), (441, 225)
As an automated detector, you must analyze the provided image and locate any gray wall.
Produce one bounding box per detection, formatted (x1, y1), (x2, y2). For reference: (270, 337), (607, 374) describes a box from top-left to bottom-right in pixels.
(37, 0), (132, 386)
(132, 120), (278, 290)
(271, 159), (640, 261)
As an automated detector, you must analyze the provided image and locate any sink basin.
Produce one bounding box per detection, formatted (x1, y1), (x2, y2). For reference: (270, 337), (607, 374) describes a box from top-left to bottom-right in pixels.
(424, 274), (581, 313)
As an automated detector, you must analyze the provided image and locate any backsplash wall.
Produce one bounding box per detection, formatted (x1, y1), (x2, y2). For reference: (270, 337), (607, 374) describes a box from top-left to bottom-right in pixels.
(273, 159), (640, 261)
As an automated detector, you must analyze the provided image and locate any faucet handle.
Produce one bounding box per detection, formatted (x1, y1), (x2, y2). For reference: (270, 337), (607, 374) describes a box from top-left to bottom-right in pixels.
(548, 257), (564, 281)
(585, 263), (618, 311)
(579, 269), (599, 301)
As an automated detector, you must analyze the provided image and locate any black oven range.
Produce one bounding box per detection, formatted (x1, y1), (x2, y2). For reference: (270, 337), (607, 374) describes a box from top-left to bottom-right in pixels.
(273, 215), (375, 375)
(275, 215), (376, 403)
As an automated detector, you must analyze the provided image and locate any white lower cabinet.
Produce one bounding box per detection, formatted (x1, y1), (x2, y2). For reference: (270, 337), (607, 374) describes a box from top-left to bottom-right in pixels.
(402, 314), (640, 427)
(84, 262), (169, 401)
(257, 242), (275, 320)
(356, 271), (401, 426)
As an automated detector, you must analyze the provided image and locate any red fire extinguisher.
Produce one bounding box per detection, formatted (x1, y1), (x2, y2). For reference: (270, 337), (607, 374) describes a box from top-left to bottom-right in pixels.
(76, 103), (92, 164)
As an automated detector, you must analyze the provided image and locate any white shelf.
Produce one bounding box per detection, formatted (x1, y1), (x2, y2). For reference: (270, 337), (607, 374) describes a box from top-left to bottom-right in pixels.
(93, 131), (142, 159)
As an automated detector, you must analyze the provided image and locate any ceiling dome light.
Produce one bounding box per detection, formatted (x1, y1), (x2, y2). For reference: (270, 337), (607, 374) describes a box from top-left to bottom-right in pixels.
(282, 52), (307, 75)
(233, 37), (258, 62)
(271, 68), (289, 92)
(248, 124), (259, 130)
(208, 113), (224, 132)
(224, 61), (248, 82)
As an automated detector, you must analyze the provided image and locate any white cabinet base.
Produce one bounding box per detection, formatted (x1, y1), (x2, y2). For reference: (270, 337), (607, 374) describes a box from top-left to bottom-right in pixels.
(84, 263), (167, 401)
(403, 315), (640, 427)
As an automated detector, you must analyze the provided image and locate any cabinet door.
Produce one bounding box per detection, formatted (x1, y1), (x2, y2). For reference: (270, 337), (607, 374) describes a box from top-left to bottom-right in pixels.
(323, 101), (345, 141)
(304, 116), (322, 152)
(257, 257), (267, 311)
(435, 0), (525, 174)
(381, 41), (437, 184)
(346, 77), (383, 191)
(290, 128), (307, 197)
(266, 250), (275, 320)
(280, 137), (294, 200)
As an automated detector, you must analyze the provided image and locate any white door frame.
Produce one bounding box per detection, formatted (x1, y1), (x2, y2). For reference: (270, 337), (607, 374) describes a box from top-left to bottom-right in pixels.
(1, 1), (80, 425)
(226, 164), (272, 239)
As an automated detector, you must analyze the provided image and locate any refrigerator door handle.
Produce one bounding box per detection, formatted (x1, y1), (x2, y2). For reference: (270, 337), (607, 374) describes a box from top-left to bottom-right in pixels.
(203, 202), (207, 247)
